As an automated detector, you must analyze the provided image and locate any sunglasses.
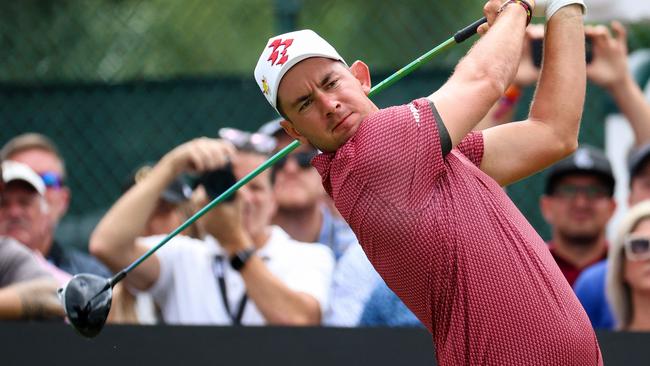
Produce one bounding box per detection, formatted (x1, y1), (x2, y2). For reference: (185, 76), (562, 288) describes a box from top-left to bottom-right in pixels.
(274, 151), (317, 171)
(39, 171), (65, 189)
(623, 234), (650, 262)
(552, 184), (610, 200)
(218, 127), (276, 155)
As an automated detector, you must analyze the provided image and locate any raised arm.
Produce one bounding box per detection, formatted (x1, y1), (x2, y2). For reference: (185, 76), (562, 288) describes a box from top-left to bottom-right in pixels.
(587, 21), (650, 147)
(480, 3), (586, 186)
(429, 0), (531, 147)
(89, 138), (235, 290)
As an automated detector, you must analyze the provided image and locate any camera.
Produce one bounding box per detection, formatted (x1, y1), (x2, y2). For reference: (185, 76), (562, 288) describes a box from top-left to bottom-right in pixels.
(531, 36), (592, 68)
(196, 163), (238, 201)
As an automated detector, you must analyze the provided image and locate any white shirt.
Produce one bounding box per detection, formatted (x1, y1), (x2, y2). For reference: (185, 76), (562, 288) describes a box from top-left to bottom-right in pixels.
(141, 226), (334, 325)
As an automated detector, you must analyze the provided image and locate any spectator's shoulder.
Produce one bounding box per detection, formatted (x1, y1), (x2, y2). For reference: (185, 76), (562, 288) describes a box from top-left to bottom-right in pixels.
(574, 259), (608, 294)
(0, 236), (34, 258)
(65, 248), (112, 277)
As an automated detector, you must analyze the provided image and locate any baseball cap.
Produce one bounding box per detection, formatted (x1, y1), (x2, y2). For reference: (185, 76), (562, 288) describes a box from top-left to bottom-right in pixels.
(1, 160), (45, 195)
(545, 145), (615, 195)
(124, 164), (193, 204)
(254, 29), (347, 113)
(628, 143), (650, 180)
(257, 117), (286, 138)
(218, 127), (276, 154)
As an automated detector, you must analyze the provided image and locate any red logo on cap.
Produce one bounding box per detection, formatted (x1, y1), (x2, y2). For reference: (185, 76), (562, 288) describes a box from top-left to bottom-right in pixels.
(267, 38), (293, 66)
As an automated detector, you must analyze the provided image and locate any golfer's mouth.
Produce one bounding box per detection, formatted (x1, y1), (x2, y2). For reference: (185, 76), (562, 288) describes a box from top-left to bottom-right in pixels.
(332, 113), (352, 133)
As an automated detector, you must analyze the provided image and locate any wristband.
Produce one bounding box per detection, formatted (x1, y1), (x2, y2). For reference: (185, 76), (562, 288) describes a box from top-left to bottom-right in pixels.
(230, 248), (255, 271)
(543, 0), (586, 20)
(498, 0), (533, 26)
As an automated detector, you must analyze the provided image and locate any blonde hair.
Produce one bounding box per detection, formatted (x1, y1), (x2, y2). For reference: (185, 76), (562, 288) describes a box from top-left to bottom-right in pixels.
(606, 199), (650, 329)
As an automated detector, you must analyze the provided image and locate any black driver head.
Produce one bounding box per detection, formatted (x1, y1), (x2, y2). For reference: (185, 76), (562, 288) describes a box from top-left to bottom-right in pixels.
(58, 273), (113, 338)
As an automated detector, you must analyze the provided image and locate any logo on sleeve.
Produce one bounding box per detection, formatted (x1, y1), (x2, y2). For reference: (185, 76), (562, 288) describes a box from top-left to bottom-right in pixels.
(408, 103), (420, 124)
(267, 38), (294, 66)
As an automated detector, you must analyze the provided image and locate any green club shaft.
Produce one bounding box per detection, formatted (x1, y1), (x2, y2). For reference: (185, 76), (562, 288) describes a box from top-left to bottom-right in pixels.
(115, 16), (487, 285)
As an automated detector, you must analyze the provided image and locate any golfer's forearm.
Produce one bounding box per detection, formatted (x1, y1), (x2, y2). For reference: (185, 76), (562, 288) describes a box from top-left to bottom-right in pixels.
(434, 4), (528, 144)
(241, 258), (320, 325)
(90, 161), (174, 265)
(529, 5), (585, 152)
(457, 5), (527, 98)
(609, 75), (650, 146)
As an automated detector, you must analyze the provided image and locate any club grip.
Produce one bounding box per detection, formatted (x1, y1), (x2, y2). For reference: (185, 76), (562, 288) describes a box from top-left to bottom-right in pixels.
(453, 17), (487, 43)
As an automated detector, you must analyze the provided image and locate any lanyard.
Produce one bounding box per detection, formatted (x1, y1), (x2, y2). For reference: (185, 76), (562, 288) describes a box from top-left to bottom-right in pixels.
(212, 256), (248, 325)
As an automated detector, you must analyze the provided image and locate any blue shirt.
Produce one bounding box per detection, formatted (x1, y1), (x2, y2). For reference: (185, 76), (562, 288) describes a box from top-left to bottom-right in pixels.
(359, 281), (423, 328)
(318, 204), (358, 260)
(573, 260), (614, 330)
(323, 242), (382, 326)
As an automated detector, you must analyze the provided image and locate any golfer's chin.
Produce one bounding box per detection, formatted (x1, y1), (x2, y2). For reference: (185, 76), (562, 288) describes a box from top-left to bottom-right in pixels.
(323, 118), (361, 152)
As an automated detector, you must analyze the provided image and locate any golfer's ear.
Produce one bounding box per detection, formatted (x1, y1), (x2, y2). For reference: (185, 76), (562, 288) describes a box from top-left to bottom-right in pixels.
(350, 60), (372, 95)
(280, 120), (310, 145)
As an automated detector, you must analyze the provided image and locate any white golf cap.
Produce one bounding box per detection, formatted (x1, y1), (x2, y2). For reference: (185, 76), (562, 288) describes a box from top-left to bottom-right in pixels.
(254, 29), (347, 113)
(1, 160), (45, 195)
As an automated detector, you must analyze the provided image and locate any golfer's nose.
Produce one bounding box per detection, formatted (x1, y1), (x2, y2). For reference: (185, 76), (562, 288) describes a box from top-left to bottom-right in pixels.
(316, 92), (339, 117)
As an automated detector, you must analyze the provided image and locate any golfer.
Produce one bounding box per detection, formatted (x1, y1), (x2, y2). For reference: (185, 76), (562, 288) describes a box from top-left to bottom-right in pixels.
(255, 0), (601, 364)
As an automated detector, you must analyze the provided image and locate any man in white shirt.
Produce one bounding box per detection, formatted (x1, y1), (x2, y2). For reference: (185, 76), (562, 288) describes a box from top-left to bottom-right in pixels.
(90, 137), (334, 325)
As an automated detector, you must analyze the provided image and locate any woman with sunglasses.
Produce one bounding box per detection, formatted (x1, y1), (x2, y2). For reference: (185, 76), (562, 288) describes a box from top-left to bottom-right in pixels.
(607, 200), (650, 331)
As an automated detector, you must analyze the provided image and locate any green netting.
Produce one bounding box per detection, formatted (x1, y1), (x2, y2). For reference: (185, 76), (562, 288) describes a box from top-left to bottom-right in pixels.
(0, 0), (648, 250)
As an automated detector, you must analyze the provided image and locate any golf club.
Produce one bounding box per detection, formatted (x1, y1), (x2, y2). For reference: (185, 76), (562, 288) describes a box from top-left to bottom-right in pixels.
(59, 15), (488, 338)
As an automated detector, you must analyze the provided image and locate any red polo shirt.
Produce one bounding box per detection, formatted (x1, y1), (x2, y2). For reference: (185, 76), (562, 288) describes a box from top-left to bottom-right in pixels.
(313, 98), (602, 365)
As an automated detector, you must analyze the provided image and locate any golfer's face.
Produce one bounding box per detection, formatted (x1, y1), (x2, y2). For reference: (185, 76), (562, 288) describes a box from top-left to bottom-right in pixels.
(278, 58), (372, 152)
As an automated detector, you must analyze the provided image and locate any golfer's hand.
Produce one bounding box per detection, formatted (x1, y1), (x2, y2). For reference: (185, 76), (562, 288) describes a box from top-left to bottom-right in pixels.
(586, 21), (629, 90)
(14, 278), (65, 319)
(479, 0), (535, 35)
(164, 137), (236, 176)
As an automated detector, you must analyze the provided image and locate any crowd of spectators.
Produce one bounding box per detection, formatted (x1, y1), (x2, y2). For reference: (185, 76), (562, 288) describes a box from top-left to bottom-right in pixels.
(1, 20), (650, 334)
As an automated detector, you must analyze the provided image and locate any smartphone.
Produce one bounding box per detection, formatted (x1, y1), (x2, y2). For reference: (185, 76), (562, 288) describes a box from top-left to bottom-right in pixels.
(196, 163), (238, 201)
(531, 37), (592, 68)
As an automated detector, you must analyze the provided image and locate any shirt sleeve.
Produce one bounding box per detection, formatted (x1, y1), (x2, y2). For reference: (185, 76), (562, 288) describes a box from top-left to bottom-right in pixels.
(456, 131), (485, 167)
(138, 235), (200, 301)
(0, 238), (52, 287)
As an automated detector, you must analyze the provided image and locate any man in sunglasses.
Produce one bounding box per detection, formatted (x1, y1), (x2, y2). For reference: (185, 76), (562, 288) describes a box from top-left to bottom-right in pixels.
(0, 161), (64, 320)
(0, 133), (110, 277)
(260, 119), (358, 260)
(573, 143), (650, 329)
(540, 145), (617, 286)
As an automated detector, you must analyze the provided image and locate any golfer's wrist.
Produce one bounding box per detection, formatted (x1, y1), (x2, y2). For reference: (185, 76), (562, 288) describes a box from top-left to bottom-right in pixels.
(499, 0), (533, 25)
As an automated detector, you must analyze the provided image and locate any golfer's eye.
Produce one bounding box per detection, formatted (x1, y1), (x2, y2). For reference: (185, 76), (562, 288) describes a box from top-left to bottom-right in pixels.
(326, 79), (338, 89)
(299, 98), (312, 112)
